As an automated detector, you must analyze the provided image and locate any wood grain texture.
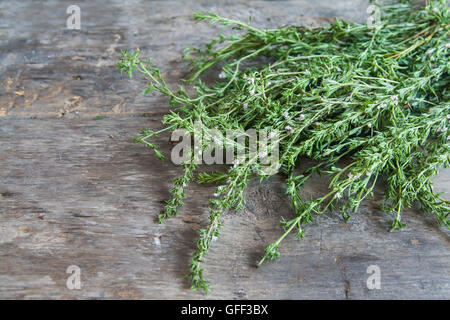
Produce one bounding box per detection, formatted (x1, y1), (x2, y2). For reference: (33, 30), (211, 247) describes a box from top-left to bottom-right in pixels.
(0, 0), (449, 299)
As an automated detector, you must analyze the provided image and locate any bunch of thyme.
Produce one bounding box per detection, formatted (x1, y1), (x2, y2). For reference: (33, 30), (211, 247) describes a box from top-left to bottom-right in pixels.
(118, 0), (449, 294)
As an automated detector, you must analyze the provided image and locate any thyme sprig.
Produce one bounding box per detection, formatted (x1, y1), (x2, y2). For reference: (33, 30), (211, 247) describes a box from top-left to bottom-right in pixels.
(118, 0), (449, 294)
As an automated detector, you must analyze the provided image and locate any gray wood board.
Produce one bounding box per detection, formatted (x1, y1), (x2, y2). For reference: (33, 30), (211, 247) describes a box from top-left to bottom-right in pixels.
(0, 0), (449, 299)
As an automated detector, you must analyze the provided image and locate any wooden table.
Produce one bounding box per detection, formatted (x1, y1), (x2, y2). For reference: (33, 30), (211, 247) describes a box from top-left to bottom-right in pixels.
(0, 0), (449, 299)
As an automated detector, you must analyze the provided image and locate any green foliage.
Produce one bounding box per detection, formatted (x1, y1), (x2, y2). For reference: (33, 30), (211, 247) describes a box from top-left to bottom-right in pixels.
(118, 0), (450, 294)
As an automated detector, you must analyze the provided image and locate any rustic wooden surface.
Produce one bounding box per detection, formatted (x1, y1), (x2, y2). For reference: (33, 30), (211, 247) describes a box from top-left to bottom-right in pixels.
(0, 0), (449, 299)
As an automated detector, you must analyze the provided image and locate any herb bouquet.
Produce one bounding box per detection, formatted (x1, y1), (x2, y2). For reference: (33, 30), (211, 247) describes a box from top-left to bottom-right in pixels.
(118, 0), (449, 293)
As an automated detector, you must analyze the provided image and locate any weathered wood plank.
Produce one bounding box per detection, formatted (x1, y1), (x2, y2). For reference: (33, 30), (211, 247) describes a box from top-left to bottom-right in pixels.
(0, 117), (449, 299)
(0, 0), (449, 299)
(0, 0), (369, 119)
